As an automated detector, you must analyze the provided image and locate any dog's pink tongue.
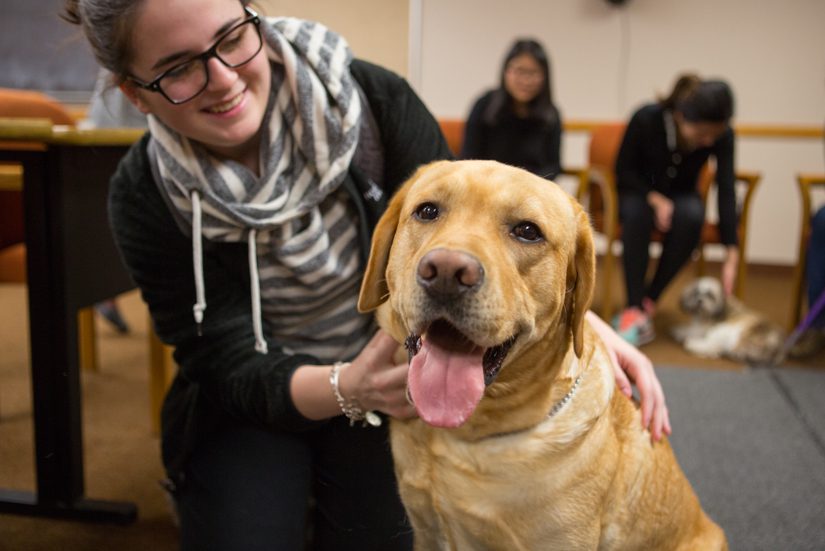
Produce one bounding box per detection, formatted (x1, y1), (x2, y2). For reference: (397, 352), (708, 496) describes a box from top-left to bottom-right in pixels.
(408, 337), (485, 428)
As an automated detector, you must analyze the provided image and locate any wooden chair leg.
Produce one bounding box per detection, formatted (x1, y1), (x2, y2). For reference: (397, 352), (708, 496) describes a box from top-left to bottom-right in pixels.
(695, 248), (707, 279)
(77, 307), (99, 372)
(148, 320), (175, 435)
(790, 175), (818, 331)
(734, 251), (747, 299)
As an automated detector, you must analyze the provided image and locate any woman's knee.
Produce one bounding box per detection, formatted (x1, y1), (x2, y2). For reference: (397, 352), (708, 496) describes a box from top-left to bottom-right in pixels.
(619, 194), (651, 219)
(672, 195), (705, 232)
(619, 194), (654, 236)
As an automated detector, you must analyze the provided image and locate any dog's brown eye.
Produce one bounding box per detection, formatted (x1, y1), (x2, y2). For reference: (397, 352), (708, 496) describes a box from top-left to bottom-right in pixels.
(414, 202), (440, 221)
(512, 221), (544, 243)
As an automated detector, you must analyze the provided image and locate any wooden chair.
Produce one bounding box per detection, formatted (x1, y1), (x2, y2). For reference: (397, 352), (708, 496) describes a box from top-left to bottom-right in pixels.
(0, 88), (101, 372)
(437, 118), (466, 157)
(577, 123), (760, 319)
(789, 173), (825, 330)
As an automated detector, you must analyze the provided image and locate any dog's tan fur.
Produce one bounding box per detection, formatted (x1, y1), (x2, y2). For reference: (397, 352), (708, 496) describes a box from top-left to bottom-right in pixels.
(358, 160), (726, 550)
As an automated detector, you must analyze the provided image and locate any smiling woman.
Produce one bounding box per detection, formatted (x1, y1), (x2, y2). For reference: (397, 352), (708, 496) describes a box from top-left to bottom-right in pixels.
(61, 0), (451, 548)
(126, 7), (264, 105)
(459, 38), (563, 181)
(115, 0), (273, 171)
(60, 0), (669, 548)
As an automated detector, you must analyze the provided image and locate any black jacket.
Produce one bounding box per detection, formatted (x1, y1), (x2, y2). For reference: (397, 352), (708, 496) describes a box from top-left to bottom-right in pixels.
(108, 59), (452, 477)
(460, 89), (562, 180)
(615, 103), (738, 246)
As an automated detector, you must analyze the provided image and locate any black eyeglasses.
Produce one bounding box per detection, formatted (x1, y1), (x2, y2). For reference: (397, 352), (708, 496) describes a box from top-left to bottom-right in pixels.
(129, 7), (263, 105)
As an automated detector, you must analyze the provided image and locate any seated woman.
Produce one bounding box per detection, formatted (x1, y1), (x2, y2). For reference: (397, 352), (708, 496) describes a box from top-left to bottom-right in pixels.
(460, 39), (562, 180)
(613, 75), (738, 345)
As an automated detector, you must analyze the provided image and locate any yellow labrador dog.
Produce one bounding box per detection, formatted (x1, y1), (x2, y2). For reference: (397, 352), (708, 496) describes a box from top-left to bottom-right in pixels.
(358, 160), (726, 551)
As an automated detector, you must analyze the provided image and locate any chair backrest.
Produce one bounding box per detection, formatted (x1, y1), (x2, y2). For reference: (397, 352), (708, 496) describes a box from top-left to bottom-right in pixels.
(437, 118), (465, 157)
(588, 123), (626, 172)
(582, 124), (628, 230)
(0, 88), (76, 125)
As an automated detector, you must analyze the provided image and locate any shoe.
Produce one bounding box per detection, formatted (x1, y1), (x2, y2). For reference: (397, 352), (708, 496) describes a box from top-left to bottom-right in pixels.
(95, 301), (130, 334)
(612, 307), (655, 347)
(641, 297), (657, 318)
(788, 328), (825, 359)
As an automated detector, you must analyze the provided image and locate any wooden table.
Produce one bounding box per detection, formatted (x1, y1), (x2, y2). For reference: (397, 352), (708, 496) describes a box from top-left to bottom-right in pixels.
(0, 120), (144, 524)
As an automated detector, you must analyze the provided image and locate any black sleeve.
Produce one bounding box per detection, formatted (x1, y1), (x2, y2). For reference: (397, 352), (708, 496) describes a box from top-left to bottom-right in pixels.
(109, 138), (323, 433)
(713, 129), (738, 246)
(460, 94), (488, 160)
(350, 59), (453, 193)
(615, 107), (654, 195)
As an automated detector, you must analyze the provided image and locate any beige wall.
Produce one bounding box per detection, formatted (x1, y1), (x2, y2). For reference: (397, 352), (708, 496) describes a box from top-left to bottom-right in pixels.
(253, 1), (825, 266)
(258, 0), (410, 76)
(414, 0), (825, 267)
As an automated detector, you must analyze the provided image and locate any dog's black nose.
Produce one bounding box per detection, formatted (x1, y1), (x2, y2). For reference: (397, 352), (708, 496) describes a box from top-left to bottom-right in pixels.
(417, 248), (484, 298)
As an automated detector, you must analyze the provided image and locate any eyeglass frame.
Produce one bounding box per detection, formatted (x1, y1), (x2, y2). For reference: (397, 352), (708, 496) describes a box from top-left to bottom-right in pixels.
(127, 6), (263, 105)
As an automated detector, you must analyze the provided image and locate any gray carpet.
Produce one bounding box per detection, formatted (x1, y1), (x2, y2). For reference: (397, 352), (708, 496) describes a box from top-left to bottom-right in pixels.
(658, 365), (825, 551)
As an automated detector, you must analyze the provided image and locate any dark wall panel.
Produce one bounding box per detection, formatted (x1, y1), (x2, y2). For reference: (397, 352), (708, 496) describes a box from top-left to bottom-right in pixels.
(0, 0), (99, 101)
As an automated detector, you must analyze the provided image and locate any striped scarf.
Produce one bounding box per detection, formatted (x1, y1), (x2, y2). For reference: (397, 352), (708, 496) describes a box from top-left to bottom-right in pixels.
(147, 17), (373, 360)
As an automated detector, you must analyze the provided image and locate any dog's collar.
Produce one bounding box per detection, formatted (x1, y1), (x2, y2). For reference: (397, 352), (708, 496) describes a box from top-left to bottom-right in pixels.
(480, 367), (586, 440)
(547, 372), (584, 420)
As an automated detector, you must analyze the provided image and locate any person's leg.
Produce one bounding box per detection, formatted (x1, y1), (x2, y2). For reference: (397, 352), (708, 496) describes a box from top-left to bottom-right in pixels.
(806, 206), (825, 327)
(310, 416), (413, 551)
(95, 298), (130, 333)
(619, 192), (654, 308)
(646, 193), (704, 303)
(174, 422), (313, 551)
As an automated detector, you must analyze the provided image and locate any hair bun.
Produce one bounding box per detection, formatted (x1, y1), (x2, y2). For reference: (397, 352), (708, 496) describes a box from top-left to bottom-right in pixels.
(61, 0), (83, 25)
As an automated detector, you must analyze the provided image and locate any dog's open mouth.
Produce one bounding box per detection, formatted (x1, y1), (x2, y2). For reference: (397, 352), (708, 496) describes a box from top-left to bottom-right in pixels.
(404, 319), (517, 428)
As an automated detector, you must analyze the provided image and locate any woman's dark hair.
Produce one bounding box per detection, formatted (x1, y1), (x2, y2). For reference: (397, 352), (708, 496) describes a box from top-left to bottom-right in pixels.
(482, 38), (559, 126)
(660, 74), (734, 123)
(62, 0), (253, 83)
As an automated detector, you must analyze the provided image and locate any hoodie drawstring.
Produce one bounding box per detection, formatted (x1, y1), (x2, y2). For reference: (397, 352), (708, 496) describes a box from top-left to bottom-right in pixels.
(248, 229), (268, 354)
(191, 190), (206, 335)
(189, 190), (268, 354)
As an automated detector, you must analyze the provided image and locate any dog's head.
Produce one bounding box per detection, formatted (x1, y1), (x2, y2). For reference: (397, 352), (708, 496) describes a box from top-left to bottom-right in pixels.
(679, 277), (727, 320)
(358, 160), (595, 428)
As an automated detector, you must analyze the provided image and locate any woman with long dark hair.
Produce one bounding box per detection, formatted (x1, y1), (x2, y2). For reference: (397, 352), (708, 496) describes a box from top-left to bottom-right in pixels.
(613, 74), (737, 346)
(461, 39), (562, 180)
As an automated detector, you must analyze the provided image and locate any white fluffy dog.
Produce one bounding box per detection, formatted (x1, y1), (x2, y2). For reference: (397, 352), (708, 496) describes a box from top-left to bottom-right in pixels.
(672, 277), (785, 366)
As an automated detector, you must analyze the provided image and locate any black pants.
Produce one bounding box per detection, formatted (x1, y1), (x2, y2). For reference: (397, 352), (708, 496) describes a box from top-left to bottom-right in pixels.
(619, 192), (704, 308)
(173, 416), (413, 551)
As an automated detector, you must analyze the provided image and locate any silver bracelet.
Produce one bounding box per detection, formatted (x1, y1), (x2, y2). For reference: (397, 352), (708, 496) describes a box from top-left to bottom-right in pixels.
(329, 362), (382, 427)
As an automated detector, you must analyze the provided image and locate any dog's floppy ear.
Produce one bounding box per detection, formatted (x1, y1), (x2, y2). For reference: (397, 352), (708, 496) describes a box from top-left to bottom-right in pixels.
(570, 206), (596, 357)
(357, 173), (413, 312)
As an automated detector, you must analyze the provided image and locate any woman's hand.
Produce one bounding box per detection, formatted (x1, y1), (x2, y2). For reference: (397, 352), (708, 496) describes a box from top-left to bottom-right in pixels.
(585, 311), (672, 441)
(340, 330), (417, 420)
(721, 246), (739, 296)
(647, 191), (674, 232)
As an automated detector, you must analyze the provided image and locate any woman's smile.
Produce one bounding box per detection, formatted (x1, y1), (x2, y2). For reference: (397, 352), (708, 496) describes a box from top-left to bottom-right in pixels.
(204, 89), (246, 115)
